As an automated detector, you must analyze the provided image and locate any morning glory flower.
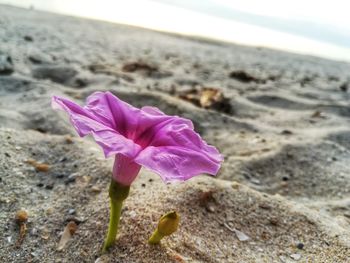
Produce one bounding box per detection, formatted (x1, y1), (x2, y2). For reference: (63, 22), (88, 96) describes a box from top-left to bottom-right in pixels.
(52, 91), (222, 252)
(52, 91), (222, 185)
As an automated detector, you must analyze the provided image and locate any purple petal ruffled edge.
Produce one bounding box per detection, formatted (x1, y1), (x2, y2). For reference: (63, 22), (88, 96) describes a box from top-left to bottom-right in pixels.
(52, 95), (142, 158)
(135, 134), (223, 183)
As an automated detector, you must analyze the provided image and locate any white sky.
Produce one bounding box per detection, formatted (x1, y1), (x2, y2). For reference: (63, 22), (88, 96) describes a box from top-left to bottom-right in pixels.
(2, 0), (350, 62)
(214, 0), (350, 27)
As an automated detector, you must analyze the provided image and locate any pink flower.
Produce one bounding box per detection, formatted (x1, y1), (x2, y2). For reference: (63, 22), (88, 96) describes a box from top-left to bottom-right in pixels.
(52, 91), (223, 186)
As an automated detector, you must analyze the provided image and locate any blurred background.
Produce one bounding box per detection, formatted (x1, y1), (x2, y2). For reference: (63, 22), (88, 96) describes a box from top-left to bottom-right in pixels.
(1, 0), (350, 61)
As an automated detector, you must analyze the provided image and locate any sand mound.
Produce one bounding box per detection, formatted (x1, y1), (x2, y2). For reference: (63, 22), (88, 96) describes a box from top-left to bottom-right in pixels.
(0, 129), (349, 262)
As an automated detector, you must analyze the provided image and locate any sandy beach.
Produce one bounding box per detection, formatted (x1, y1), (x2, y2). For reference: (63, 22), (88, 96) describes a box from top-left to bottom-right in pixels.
(0, 5), (349, 262)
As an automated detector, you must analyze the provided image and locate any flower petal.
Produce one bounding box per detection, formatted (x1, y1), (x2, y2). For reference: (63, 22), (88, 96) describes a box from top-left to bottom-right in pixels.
(146, 121), (222, 163)
(85, 92), (193, 143)
(135, 122), (222, 182)
(140, 106), (165, 116)
(86, 92), (139, 137)
(134, 145), (222, 183)
(52, 95), (141, 158)
(112, 154), (141, 186)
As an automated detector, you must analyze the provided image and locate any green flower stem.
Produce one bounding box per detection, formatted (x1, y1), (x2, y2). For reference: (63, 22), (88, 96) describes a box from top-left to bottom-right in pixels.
(102, 179), (130, 253)
(102, 198), (123, 252)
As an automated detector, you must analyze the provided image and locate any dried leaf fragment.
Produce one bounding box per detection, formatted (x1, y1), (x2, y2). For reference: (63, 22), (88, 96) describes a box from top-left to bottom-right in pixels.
(311, 110), (326, 119)
(229, 70), (259, 83)
(91, 185), (101, 193)
(122, 62), (157, 74)
(57, 221), (78, 251)
(15, 210), (28, 248)
(234, 229), (250, 241)
(15, 210), (28, 223)
(199, 88), (222, 108)
(40, 228), (50, 240)
(224, 223), (250, 241)
(179, 87), (232, 114)
(64, 135), (74, 144)
(26, 159), (50, 172)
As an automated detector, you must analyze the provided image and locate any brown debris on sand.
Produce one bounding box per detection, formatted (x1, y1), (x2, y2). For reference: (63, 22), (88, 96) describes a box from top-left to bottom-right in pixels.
(178, 87), (232, 114)
(14, 210), (28, 248)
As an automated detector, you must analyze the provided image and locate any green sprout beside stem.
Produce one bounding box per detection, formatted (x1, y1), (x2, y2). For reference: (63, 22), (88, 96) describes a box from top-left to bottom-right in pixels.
(148, 211), (180, 244)
(102, 180), (180, 252)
